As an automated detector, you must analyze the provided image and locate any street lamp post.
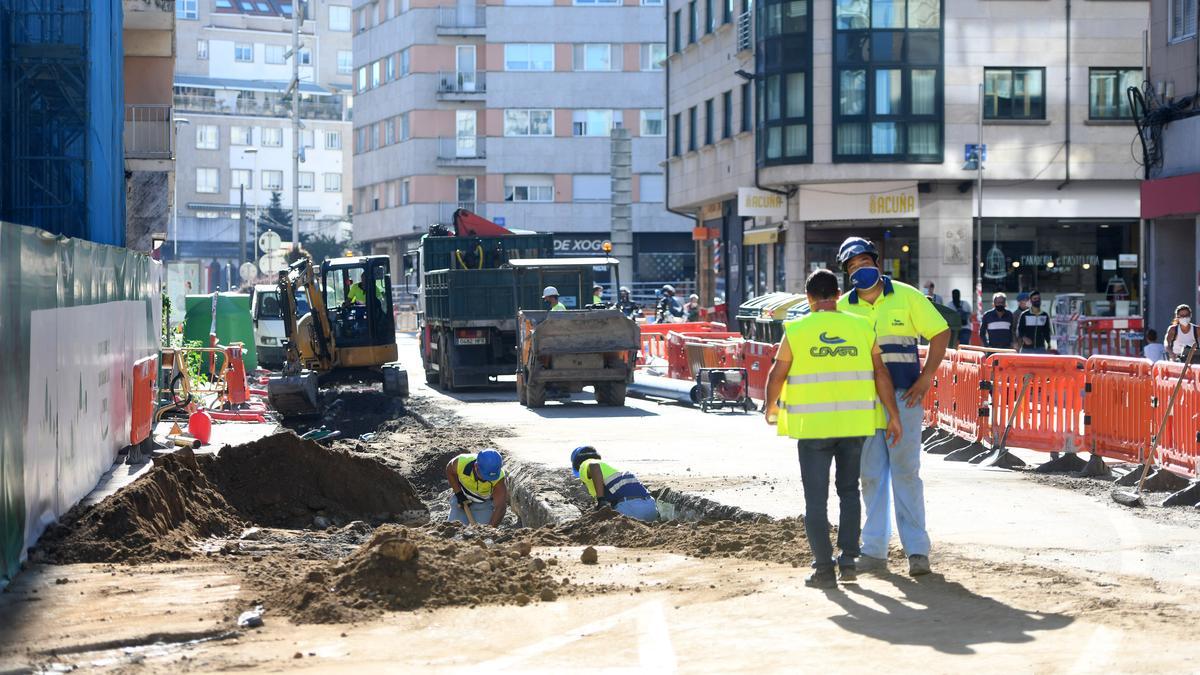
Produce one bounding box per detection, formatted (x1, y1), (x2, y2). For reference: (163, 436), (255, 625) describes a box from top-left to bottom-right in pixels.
(973, 84), (984, 327)
(172, 117), (191, 258)
(245, 147), (259, 265)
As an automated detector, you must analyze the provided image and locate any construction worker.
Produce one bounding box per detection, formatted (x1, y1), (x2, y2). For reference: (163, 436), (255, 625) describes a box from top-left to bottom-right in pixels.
(684, 294), (701, 321)
(617, 286), (642, 320)
(591, 284), (604, 306)
(569, 446), (658, 522)
(445, 448), (508, 527)
(980, 292), (1015, 349)
(543, 286), (567, 311)
(836, 237), (949, 577)
(765, 269), (903, 589)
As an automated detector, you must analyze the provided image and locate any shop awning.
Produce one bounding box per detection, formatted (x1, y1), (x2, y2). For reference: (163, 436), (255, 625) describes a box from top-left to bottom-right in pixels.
(743, 226), (780, 245)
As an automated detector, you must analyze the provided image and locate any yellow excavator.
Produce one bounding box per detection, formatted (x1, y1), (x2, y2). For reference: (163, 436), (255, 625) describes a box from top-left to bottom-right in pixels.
(267, 255), (407, 417)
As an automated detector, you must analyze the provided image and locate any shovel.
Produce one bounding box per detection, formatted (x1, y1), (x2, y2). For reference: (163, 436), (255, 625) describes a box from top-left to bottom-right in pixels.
(1113, 347), (1196, 507)
(979, 373), (1034, 467)
(462, 501), (478, 526)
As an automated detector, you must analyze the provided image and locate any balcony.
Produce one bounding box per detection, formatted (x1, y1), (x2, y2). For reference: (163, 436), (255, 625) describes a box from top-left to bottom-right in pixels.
(173, 94), (348, 121)
(736, 10), (752, 52)
(124, 104), (173, 160)
(436, 71), (486, 102)
(436, 136), (487, 166)
(436, 5), (486, 36)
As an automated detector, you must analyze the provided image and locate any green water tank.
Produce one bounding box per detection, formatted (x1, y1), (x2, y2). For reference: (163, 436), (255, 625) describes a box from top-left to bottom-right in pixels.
(183, 293), (258, 372)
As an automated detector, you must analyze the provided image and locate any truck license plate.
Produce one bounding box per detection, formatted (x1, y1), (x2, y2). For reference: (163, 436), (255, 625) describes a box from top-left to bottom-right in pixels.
(457, 337), (488, 345)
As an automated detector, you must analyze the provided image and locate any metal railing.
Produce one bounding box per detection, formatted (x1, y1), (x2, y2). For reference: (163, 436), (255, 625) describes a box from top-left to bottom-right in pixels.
(436, 70), (486, 95)
(436, 136), (486, 160)
(172, 94), (347, 121)
(124, 104), (173, 159)
(625, 281), (697, 308)
(436, 5), (485, 29)
(736, 10), (752, 52)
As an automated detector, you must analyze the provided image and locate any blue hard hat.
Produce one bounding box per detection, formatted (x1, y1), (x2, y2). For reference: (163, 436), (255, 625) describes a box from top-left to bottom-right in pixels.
(836, 237), (879, 270)
(1017, 292), (1030, 301)
(475, 448), (503, 481)
(570, 446), (601, 478)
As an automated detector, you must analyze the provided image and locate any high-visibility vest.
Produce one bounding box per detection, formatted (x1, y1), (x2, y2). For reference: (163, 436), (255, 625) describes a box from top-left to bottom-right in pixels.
(454, 454), (505, 503)
(549, 302), (566, 311)
(777, 311), (878, 440)
(577, 459), (651, 504)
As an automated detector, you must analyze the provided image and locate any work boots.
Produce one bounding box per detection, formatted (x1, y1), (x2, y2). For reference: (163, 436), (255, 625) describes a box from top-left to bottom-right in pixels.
(804, 567), (837, 589)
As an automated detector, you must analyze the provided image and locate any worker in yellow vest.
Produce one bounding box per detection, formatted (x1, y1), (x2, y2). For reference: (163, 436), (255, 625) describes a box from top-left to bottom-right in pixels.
(569, 446), (658, 521)
(445, 448), (508, 527)
(765, 269), (902, 589)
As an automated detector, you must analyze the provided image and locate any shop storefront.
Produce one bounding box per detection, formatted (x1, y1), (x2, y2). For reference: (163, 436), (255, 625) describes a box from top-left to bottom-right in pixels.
(805, 222), (920, 285)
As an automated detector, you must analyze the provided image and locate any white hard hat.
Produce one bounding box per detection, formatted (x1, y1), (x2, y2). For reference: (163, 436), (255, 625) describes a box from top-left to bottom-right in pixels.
(542, 286), (559, 298)
(662, 284), (675, 293)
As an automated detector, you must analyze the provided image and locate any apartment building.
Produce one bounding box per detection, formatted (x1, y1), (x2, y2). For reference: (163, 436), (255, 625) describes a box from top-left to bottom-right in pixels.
(172, 0), (353, 271)
(668, 0), (1147, 317)
(351, 0), (692, 291)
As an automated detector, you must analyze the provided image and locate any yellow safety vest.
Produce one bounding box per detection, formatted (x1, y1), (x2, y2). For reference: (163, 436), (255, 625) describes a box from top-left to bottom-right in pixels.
(347, 283), (366, 304)
(577, 459), (650, 503)
(454, 454), (505, 503)
(549, 302), (566, 311)
(777, 311), (878, 440)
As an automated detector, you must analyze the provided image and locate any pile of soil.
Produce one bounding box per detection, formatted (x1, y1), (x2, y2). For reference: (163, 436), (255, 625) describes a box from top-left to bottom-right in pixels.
(251, 525), (565, 623)
(38, 450), (244, 564)
(204, 432), (427, 528)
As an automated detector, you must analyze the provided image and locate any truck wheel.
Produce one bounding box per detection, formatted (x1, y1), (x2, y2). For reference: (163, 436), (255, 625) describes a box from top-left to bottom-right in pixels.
(596, 382), (627, 407)
(425, 369), (439, 385)
(438, 335), (457, 392)
(525, 380), (546, 408)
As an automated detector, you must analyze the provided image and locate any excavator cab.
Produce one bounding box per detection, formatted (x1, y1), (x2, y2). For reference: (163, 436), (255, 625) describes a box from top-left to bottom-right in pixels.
(322, 257), (395, 349)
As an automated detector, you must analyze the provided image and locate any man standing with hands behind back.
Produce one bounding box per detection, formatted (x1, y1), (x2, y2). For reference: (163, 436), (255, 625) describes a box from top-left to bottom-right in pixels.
(836, 237), (950, 577)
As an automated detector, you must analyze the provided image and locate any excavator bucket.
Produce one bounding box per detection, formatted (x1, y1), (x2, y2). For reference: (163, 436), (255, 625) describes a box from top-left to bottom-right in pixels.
(267, 371), (320, 417)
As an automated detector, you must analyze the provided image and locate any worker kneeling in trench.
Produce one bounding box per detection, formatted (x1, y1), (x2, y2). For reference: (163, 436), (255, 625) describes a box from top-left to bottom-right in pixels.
(446, 448), (508, 527)
(570, 446), (658, 522)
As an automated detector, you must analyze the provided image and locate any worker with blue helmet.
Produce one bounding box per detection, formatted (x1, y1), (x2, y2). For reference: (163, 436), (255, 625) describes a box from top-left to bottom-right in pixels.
(445, 448), (508, 526)
(570, 446), (658, 522)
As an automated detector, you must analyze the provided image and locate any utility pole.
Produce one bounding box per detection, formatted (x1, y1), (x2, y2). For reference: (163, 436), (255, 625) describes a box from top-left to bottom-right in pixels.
(974, 82), (984, 327)
(239, 185), (247, 263)
(290, 0), (302, 250)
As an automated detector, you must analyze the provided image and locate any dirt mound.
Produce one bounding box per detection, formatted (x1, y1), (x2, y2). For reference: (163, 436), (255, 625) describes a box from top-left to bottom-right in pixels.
(255, 525), (565, 623)
(204, 432), (427, 528)
(37, 450), (244, 564)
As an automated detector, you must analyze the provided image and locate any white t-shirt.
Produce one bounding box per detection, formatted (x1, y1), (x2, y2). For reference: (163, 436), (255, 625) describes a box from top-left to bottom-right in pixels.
(1170, 324), (1196, 356)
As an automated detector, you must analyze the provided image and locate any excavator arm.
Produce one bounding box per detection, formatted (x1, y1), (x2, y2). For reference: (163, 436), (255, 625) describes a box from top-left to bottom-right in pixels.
(269, 258), (331, 416)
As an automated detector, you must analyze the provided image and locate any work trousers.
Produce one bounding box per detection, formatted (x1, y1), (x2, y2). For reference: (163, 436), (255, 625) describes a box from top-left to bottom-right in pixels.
(614, 496), (659, 522)
(797, 437), (864, 571)
(860, 389), (930, 559)
(448, 498), (494, 525)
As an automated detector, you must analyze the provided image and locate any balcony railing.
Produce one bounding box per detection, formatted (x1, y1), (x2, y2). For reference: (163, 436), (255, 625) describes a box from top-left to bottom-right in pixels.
(436, 5), (486, 30)
(736, 10), (752, 52)
(173, 94), (348, 121)
(124, 104), (173, 159)
(436, 70), (486, 96)
(437, 136), (486, 161)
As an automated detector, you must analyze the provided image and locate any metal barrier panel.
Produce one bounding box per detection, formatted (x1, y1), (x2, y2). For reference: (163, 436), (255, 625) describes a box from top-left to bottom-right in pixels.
(1083, 356), (1152, 463)
(990, 354), (1087, 453)
(665, 332), (741, 380)
(744, 341), (778, 401)
(1080, 318), (1144, 358)
(1151, 361), (1200, 478)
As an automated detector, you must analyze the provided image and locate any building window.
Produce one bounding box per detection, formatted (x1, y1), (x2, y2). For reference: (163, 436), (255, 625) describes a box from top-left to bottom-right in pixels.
(400, 179), (410, 205)
(262, 127), (283, 147)
(329, 5), (351, 31)
(687, 105), (697, 151)
(234, 43), (253, 62)
(573, 109), (617, 136)
(400, 48), (411, 76)
(505, 109), (554, 136)
(325, 130), (341, 149)
(265, 45), (285, 65)
(741, 81), (751, 132)
(385, 54), (395, 81)
(573, 43), (617, 71)
(688, 1), (698, 43)
(723, 0), (733, 24)
(298, 172), (315, 191)
(504, 175), (555, 202)
(573, 175), (612, 201)
(641, 43), (666, 71)
(641, 109), (665, 136)
(983, 67), (1045, 120)
(196, 168), (219, 194)
(757, 0), (812, 164)
(262, 170), (283, 191)
(1171, 0), (1198, 42)
(357, 67), (368, 92)
(197, 39), (208, 60)
(337, 50), (353, 74)
(832, 0), (942, 163)
(704, 98), (714, 145)
(722, 90), (733, 138)
(195, 210), (220, 219)
(643, 0), (663, 5)
(176, 0), (198, 20)
(325, 173), (342, 192)
(705, 0), (714, 33)
(673, 11), (682, 52)
(195, 124), (218, 150)
(574, 0), (620, 5)
(299, 48), (313, 66)
(399, 112), (410, 140)
(371, 61), (381, 88)
(232, 169), (252, 189)
(1089, 68), (1140, 119)
(384, 119), (396, 145)
(231, 126), (252, 146)
(672, 112), (682, 156)
(505, 44), (555, 71)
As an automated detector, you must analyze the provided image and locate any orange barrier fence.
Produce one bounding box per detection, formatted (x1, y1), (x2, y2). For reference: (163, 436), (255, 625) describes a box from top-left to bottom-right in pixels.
(744, 341), (778, 400)
(1083, 356), (1153, 463)
(1078, 318), (1144, 358)
(989, 354), (1087, 454)
(1152, 360), (1200, 478)
(129, 355), (157, 447)
(224, 345), (249, 405)
(665, 331), (742, 380)
(638, 333), (668, 365)
(946, 349), (993, 444)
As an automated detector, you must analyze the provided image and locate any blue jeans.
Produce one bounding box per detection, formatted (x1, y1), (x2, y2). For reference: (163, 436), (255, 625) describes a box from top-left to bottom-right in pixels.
(797, 437), (864, 571)
(448, 498), (494, 525)
(615, 496), (659, 522)
(860, 389), (930, 559)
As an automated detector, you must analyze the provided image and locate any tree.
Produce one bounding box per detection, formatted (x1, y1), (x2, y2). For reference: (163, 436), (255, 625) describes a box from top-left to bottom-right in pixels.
(302, 232), (361, 266)
(258, 191), (292, 233)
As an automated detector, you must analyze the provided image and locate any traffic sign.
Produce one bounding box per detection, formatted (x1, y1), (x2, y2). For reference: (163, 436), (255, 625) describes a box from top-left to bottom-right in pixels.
(259, 251), (287, 275)
(258, 230), (282, 254)
(239, 262), (258, 282)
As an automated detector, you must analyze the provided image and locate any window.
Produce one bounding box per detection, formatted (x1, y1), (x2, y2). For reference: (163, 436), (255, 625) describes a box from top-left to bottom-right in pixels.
(196, 168), (219, 193)
(504, 175), (555, 202)
(1171, 0), (1198, 42)
(641, 43), (666, 71)
(722, 90), (733, 138)
(673, 11), (682, 52)
(574, 43), (618, 71)
(400, 48), (411, 76)
(265, 45), (286, 64)
(741, 81), (751, 132)
(176, 0), (197, 19)
(262, 170), (283, 191)
(197, 39), (208, 60)
(505, 109), (554, 136)
(757, 0), (813, 164)
(329, 5), (351, 30)
(371, 60), (381, 88)
(385, 54), (395, 81)
(357, 67), (368, 92)
(1089, 68), (1140, 119)
(325, 130), (341, 149)
(573, 175), (611, 201)
(235, 43), (253, 62)
(640, 109), (664, 136)
(355, 128), (366, 153)
(262, 127), (283, 147)
(672, 112), (682, 156)
(232, 169), (252, 189)
(505, 44), (555, 71)
(337, 50), (353, 74)
(195, 124), (218, 150)
(705, 0), (714, 34)
(399, 112), (410, 140)
(704, 98), (714, 145)
(384, 118), (395, 145)
(231, 126), (252, 146)
(983, 68), (1045, 120)
(387, 0), (396, 17)
(400, 179), (410, 205)
(574, 0), (620, 5)
(325, 173), (342, 192)
(643, 0), (663, 5)
(299, 48), (312, 66)
(298, 172), (315, 191)
(573, 109), (617, 136)
(687, 106), (697, 151)
(302, 129), (315, 148)
(723, 0), (733, 24)
(689, 1), (698, 43)
(194, 210), (220, 219)
(639, 174), (665, 202)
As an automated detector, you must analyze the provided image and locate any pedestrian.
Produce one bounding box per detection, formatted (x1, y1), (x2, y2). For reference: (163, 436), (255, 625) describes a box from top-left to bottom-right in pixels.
(445, 448), (508, 527)
(656, 284), (684, 323)
(1015, 290), (1051, 353)
(1144, 329), (1166, 363)
(950, 289), (973, 346)
(980, 292), (1015, 349)
(569, 446), (658, 522)
(543, 286), (566, 311)
(617, 286), (642, 320)
(836, 237), (950, 577)
(923, 281), (943, 306)
(684, 293), (701, 322)
(764, 268), (903, 589)
(924, 291), (961, 349)
(1164, 304), (1196, 362)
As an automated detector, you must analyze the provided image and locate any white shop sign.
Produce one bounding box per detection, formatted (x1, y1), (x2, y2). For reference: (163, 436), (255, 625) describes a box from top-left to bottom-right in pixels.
(737, 188), (787, 217)
(796, 182), (920, 221)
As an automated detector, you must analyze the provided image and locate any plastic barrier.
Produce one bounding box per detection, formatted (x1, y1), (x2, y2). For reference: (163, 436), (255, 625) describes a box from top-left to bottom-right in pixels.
(1079, 317), (1144, 358)
(129, 355), (158, 447)
(1151, 361), (1200, 478)
(944, 349), (993, 443)
(989, 354), (1087, 454)
(638, 332), (668, 366)
(640, 321), (728, 337)
(224, 344), (249, 405)
(1083, 356), (1153, 463)
(918, 346), (937, 428)
(743, 341), (778, 401)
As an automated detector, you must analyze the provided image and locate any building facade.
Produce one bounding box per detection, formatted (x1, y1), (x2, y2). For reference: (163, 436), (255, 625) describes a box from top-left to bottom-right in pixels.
(668, 0), (1146, 319)
(350, 0), (692, 296)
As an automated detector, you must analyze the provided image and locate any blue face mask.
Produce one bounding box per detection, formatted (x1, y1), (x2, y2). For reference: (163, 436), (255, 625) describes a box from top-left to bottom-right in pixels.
(850, 266), (881, 290)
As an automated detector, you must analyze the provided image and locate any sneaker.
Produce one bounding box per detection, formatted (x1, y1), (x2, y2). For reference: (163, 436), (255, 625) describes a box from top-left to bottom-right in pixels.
(838, 565), (857, 583)
(805, 568), (837, 589)
(855, 554), (889, 575)
(908, 554), (932, 576)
